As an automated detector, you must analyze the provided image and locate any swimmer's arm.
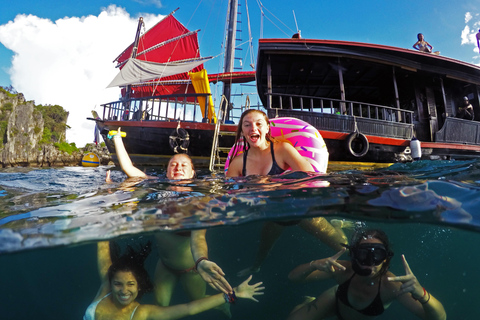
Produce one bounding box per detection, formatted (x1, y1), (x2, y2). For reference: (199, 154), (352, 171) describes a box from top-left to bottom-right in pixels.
(279, 142), (314, 172)
(91, 241), (112, 301)
(142, 276), (264, 320)
(413, 41), (420, 50)
(225, 156), (242, 177)
(140, 294), (228, 320)
(388, 256), (446, 320)
(190, 229), (208, 262)
(191, 229), (233, 294)
(395, 285), (446, 320)
(112, 128), (147, 179)
(97, 241), (111, 280)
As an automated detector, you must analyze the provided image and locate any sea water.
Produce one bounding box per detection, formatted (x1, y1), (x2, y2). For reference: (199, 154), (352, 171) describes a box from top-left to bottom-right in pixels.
(0, 160), (479, 319)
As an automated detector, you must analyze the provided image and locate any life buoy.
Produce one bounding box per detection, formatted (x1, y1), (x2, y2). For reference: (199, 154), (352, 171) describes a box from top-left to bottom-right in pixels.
(345, 132), (369, 158)
(169, 128), (190, 153)
(224, 117), (329, 173)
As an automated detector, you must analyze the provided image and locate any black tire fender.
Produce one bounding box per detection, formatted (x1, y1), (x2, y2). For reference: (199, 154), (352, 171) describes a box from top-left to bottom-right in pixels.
(345, 132), (369, 158)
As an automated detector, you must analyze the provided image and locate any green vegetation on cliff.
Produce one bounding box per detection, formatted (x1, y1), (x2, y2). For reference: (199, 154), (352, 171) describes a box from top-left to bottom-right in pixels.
(0, 86), (78, 153)
(35, 104), (70, 144)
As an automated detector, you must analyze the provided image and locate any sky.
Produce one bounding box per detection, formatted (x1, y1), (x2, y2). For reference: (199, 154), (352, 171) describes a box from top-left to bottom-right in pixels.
(1, 0), (480, 147)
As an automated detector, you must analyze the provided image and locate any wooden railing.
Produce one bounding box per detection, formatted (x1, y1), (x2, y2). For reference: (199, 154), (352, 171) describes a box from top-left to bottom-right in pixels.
(267, 93), (414, 124)
(100, 93), (213, 123)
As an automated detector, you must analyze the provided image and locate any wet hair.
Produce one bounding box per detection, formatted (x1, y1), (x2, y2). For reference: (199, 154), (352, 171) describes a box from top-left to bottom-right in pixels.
(349, 229), (394, 276)
(168, 153), (196, 178)
(233, 109), (274, 155)
(108, 241), (154, 299)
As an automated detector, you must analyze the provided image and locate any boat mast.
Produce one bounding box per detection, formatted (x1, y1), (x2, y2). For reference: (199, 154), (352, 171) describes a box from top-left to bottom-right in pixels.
(124, 17), (144, 103)
(221, 0), (238, 121)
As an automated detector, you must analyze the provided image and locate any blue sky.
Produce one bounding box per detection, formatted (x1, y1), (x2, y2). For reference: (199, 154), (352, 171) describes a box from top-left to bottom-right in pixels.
(1, 0), (480, 146)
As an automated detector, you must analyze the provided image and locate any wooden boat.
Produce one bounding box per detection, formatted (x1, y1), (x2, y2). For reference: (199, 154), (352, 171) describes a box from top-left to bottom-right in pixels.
(89, 2), (256, 168)
(256, 38), (480, 163)
(90, 3), (480, 169)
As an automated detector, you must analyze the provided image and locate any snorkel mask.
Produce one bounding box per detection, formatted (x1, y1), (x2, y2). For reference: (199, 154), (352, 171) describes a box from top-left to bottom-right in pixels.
(343, 235), (394, 276)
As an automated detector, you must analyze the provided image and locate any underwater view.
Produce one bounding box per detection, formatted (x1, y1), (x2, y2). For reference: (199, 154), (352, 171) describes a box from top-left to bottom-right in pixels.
(1, 160), (479, 319)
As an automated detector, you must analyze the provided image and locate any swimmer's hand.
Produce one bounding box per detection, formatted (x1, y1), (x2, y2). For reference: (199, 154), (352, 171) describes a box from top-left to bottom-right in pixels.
(387, 254), (424, 299)
(197, 260), (233, 295)
(235, 275), (264, 302)
(311, 247), (347, 273)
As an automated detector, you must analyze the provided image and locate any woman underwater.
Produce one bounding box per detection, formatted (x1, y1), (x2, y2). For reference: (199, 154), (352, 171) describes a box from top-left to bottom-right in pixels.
(109, 129), (233, 306)
(225, 109), (348, 276)
(287, 229), (446, 320)
(84, 241), (263, 320)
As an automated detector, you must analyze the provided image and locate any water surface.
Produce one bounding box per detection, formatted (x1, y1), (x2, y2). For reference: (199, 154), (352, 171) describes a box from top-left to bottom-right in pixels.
(0, 160), (479, 319)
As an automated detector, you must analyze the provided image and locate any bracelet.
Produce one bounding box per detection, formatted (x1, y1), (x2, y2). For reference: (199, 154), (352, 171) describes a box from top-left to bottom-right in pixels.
(420, 291), (431, 305)
(224, 290), (237, 304)
(194, 257), (208, 271)
(412, 287), (427, 301)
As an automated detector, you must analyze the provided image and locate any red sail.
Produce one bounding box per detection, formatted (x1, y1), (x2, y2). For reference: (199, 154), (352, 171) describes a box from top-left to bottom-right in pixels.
(114, 14), (203, 98)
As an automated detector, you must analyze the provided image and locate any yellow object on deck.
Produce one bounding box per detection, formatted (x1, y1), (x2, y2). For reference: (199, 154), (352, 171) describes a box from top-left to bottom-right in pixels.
(108, 130), (126, 137)
(82, 152), (100, 167)
(189, 69), (217, 123)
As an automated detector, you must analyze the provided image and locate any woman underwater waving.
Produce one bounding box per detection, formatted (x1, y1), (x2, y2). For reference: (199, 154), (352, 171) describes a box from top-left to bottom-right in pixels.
(287, 229), (446, 320)
(84, 241), (263, 320)
(225, 110), (348, 276)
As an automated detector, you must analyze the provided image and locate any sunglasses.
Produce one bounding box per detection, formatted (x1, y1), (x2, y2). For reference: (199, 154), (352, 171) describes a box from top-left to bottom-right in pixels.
(352, 243), (390, 266)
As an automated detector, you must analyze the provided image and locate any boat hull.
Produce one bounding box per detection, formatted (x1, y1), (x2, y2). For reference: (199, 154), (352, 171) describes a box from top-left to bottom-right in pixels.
(96, 120), (237, 167)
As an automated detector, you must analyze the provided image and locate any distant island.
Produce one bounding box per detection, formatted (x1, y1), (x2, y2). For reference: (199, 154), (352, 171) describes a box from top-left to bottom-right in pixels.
(0, 86), (111, 167)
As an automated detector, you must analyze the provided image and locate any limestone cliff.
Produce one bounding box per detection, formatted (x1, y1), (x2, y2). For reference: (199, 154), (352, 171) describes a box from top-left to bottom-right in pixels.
(0, 88), (111, 167)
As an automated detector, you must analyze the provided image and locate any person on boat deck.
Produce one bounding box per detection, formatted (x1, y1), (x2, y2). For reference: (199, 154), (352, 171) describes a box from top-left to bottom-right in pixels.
(287, 229), (446, 320)
(109, 129), (234, 307)
(84, 240), (264, 320)
(226, 109), (348, 277)
(413, 33), (433, 53)
(457, 96), (474, 120)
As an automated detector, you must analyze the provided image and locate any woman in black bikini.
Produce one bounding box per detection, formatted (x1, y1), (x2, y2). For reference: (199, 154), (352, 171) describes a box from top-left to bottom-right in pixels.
(225, 110), (348, 277)
(226, 109), (313, 177)
(287, 229), (446, 320)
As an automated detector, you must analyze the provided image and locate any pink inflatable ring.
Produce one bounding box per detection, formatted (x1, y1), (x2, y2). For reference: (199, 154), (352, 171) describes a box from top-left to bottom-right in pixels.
(224, 117), (329, 174)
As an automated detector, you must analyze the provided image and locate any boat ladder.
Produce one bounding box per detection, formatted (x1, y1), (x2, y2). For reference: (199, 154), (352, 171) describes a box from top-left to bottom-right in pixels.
(209, 96), (250, 173)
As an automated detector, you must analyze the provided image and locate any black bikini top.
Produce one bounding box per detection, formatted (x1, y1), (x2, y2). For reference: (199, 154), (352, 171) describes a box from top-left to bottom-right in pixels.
(241, 142), (286, 176)
(336, 273), (385, 316)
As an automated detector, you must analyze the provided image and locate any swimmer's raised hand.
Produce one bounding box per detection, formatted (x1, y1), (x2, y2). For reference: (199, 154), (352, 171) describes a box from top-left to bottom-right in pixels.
(387, 254), (424, 299)
(310, 247), (347, 273)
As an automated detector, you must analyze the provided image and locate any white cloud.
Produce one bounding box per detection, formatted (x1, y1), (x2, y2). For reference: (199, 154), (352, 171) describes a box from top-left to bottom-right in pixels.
(0, 5), (164, 147)
(465, 12), (473, 24)
(461, 25), (472, 45)
(461, 12), (480, 58)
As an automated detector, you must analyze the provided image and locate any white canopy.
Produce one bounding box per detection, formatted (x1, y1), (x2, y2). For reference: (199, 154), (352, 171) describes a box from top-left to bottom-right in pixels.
(107, 57), (211, 88)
